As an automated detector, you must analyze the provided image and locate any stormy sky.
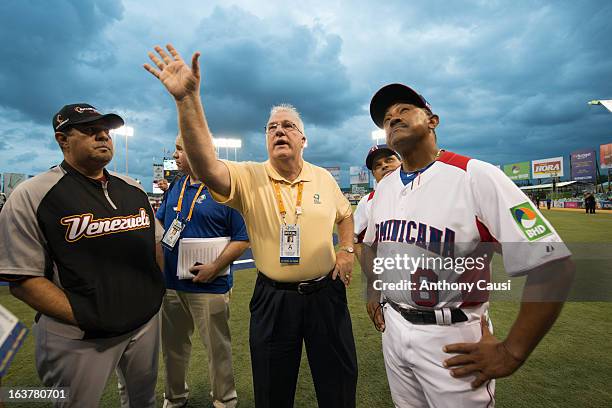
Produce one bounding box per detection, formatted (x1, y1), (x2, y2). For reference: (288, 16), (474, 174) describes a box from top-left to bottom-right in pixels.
(1, 0), (611, 190)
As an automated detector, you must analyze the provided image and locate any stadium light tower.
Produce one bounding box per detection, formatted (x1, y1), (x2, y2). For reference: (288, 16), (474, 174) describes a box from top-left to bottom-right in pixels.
(588, 99), (612, 113)
(111, 126), (134, 176)
(213, 138), (242, 160)
(371, 129), (385, 145)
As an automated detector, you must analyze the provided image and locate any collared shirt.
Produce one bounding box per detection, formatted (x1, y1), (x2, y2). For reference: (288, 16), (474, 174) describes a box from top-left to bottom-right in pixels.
(157, 175), (248, 293)
(209, 160), (352, 282)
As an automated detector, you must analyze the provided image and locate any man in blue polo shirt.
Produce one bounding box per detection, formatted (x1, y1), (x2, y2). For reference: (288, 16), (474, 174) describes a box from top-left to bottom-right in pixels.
(156, 135), (249, 408)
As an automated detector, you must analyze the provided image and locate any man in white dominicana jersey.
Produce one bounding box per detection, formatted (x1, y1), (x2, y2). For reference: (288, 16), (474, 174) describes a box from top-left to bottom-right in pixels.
(354, 144), (401, 246)
(354, 144), (401, 326)
(362, 83), (575, 408)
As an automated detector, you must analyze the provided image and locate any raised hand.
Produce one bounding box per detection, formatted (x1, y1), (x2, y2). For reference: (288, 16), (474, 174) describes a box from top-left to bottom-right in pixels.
(144, 44), (201, 101)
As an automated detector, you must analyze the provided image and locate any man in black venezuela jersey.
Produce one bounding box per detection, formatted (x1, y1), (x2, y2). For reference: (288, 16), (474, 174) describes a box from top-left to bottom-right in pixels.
(0, 103), (165, 407)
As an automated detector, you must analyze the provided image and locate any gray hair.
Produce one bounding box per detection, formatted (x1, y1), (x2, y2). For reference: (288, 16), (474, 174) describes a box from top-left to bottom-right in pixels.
(268, 104), (305, 135)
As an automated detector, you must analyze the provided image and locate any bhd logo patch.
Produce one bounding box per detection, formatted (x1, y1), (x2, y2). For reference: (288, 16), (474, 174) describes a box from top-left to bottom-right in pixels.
(515, 206), (537, 228)
(511, 202), (552, 241)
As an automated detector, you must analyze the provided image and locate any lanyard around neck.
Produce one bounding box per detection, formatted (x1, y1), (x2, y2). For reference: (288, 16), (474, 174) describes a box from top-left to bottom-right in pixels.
(272, 179), (304, 224)
(176, 176), (205, 222)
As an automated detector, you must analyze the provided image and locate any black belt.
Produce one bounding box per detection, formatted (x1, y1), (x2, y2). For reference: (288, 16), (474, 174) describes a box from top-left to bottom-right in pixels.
(388, 300), (468, 325)
(257, 271), (330, 295)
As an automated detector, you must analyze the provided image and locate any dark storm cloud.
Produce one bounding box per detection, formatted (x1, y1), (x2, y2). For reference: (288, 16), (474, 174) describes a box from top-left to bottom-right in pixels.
(1, 1), (611, 189)
(190, 6), (360, 134)
(8, 152), (38, 165)
(1, 125), (50, 143)
(139, 4), (364, 177)
(0, 0), (124, 124)
(361, 1), (612, 167)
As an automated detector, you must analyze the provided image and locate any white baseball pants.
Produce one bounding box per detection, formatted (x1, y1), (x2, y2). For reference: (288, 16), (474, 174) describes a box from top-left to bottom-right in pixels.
(382, 304), (495, 408)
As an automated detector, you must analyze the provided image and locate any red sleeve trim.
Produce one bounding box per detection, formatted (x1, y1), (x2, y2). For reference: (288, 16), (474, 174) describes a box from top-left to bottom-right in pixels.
(356, 229), (367, 244)
(437, 150), (471, 171)
(475, 217), (498, 243)
(367, 191), (375, 201)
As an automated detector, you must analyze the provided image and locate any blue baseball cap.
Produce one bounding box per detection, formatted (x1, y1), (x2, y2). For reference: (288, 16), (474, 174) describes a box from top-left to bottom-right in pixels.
(366, 144), (400, 170)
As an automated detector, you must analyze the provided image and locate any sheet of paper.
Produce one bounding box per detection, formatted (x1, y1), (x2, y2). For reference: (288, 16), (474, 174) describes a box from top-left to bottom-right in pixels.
(177, 237), (231, 280)
(0, 304), (18, 347)
(0, 304), (28, 377)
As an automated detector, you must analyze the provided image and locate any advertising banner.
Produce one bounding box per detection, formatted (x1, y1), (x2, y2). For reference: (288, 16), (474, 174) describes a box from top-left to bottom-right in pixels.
(163, 169), (181, 183)
(153, 163), (164, 180)
(152, 164), (164, 194)
(350, 166), (369, 194)
(163, 159), (178, 171)
(323, 166), (341, 186)
(532, 157), (564, 179)
(601, 143), (612, 169)
(350, 166), (369, 185)
(163, 159), (181, 184)
(503, 162), (530, 180)
(570, 149), (596, 182)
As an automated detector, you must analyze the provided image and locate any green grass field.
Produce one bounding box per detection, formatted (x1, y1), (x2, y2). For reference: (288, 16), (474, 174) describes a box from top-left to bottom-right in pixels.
(1, 210), (611, 407)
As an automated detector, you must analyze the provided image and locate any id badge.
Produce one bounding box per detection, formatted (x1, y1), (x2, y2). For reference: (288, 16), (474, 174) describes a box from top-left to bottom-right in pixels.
(161, 218), (185, 250)
(280, 224), (300, 264)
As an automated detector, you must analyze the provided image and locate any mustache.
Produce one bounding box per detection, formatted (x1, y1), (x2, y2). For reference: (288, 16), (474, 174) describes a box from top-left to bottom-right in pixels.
(391, 122), (408, 131)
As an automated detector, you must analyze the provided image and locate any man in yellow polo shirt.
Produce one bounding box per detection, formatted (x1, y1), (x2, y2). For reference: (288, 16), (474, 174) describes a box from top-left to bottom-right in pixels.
(145, 45), (358, 407)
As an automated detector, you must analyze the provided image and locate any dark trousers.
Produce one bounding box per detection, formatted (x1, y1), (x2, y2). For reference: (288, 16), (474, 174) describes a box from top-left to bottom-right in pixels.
(249, 274), (358, 408)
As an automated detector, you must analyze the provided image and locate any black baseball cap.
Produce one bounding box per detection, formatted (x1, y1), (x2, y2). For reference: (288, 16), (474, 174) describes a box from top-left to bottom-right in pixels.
(365, 144), (400, 170)
(369, 83), (432, 128)
(52, 103), (124, 132)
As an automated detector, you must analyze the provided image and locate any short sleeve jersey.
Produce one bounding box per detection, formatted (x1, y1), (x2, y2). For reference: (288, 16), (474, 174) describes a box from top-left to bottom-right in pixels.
(209, 160), (352, 282)
(156, 175), (248, 293)
(354, 191), (375, 243)
(0, 162), (165, 338)
(363, 151), (571, 308)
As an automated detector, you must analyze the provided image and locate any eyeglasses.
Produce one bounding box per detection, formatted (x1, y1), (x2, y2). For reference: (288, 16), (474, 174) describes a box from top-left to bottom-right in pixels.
(265, 120), (303, 135)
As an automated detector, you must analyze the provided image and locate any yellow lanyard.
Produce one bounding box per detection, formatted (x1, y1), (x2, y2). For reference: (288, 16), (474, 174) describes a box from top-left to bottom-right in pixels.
(272, 180), (304, 224)
(176, 176), (205, 222)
